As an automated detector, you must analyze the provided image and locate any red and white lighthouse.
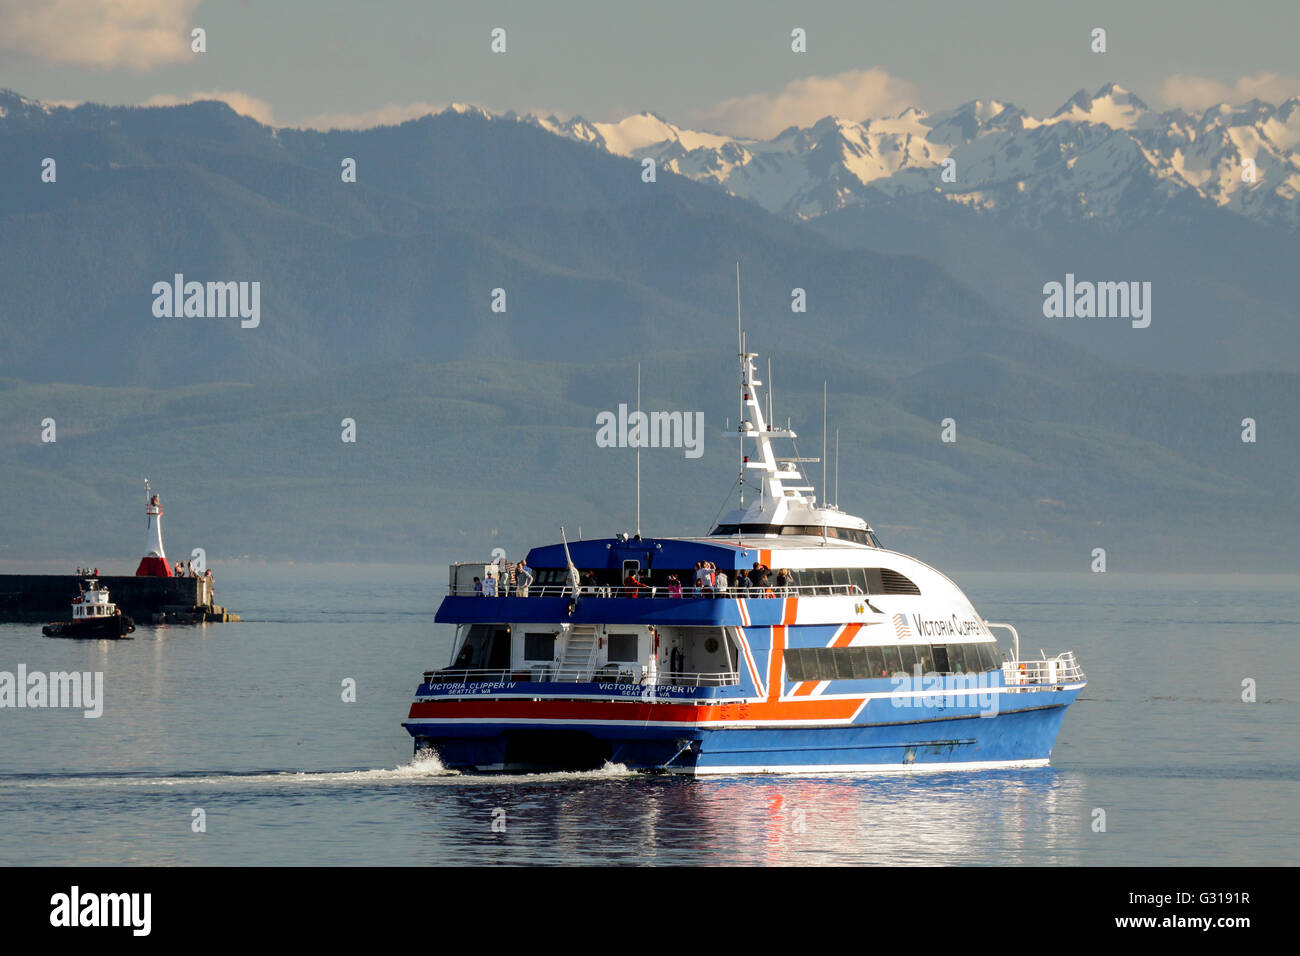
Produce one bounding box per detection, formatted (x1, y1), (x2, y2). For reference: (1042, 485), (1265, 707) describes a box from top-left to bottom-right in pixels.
(134, 479), (172, 577)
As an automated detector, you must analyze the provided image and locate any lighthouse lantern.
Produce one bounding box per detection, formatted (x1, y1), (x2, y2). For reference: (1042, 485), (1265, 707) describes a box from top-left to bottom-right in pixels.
(134, 478), (173, 577)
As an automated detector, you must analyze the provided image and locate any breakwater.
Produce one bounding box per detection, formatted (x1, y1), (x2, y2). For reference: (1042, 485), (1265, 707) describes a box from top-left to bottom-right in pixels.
(0, 575), (239, 623)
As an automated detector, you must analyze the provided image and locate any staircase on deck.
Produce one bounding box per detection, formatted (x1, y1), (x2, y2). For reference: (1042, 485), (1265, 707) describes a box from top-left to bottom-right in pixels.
(555, 624), (598, 681)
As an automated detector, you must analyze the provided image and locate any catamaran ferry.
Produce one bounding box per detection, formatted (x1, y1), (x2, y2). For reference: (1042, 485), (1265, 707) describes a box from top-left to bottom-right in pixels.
(403, 342), (1086, 775)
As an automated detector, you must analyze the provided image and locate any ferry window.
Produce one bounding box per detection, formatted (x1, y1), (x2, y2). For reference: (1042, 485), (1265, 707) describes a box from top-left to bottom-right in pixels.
(947, 644), (968, 673)
(843, 647), (870, 679)
(880, 645), (903, 675)
(830, 569), (851, 591)
(864, 645), (885, 677)
(932, 645), (951, 674)
(862, 569), (884, 594)
(608, 633), (638, 663)
(832, 647), (858, 680)
(848, 569), (869, 594)
(785, 648), (811, 682)
(813, 569), (835, 594)
(898, 644), (918, 675)
(914, 646), (933, 674)
(524, 633), (555, 662)
(812, 647), (837, 679)
(879, 568), (921, 595)
(981, 643), (1003, 671)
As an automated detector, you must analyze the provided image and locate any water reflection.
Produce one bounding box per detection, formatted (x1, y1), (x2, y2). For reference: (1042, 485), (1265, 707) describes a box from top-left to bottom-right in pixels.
(409, 769), (1088, 866)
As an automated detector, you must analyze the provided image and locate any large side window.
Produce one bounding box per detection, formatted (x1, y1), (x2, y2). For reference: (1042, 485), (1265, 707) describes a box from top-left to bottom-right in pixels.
(785, 648), (811, 682)
(524, 632), (555, 662)
(608, 633), (639, 663)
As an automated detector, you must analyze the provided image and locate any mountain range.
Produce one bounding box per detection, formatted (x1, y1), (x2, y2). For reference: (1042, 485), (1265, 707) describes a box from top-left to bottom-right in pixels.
(530, 83), (1300, 230)
(0, 86), (1296, 570)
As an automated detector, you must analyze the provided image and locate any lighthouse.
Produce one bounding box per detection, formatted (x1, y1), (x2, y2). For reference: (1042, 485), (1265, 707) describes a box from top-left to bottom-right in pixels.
(134, 479), (173, 577)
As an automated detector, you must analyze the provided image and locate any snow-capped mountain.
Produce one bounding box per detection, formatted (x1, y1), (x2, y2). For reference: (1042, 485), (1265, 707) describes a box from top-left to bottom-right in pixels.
(528, 83), (1300, 230)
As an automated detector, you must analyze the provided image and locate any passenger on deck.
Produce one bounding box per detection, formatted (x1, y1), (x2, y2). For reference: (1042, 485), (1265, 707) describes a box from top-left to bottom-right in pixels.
(580, 570), (597, 594)
(714, 567), (728, 594)
(666, 574), (682, 598)
(472, 576), (483, 597)
(693, 562), (709, 596)
(516, 560), (534, 596)
(483, 574), (497, 597)
(623, 570), (648, 597)
(734, 568), (750, 590)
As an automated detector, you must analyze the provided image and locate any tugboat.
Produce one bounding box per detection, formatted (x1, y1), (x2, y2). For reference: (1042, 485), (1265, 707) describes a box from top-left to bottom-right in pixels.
(43, 579), (135, 639)
(402, 322), (1087, 775)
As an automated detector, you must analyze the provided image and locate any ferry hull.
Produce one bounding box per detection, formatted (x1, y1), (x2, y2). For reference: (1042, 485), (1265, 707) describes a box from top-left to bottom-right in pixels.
(405, 687), (1081, 776)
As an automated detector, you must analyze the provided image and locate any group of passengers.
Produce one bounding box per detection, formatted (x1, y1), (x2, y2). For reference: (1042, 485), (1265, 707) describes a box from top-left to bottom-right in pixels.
(471, 559), (534, 597)
(469, 559), (797, 599)
(630, 562), (799, 598)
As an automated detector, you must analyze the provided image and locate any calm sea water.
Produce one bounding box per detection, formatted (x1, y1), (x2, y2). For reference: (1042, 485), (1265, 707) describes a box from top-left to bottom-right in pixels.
(1, 565), (1296, 866)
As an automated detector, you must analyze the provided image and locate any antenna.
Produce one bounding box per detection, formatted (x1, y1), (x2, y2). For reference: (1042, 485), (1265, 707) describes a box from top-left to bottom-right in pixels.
(767, 357), (773, 426)
(835, 428), (842, 509)
(736, 260), (742, 356)
(736, 261), (744, 508)
(636, 362), (641, 537)
(822, 381), (828, 509)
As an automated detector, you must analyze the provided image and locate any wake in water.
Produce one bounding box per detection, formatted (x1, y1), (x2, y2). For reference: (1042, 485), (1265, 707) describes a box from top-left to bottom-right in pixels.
(0, 752), (637, 791)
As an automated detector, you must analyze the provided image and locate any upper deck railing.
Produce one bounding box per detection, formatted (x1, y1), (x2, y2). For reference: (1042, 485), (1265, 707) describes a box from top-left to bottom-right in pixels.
(421, 667), (741, 688)
(448, 583), (867, 599)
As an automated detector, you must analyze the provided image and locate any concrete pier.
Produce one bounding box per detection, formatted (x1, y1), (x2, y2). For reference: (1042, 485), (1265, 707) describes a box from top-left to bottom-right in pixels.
(0, 575), (239, 624)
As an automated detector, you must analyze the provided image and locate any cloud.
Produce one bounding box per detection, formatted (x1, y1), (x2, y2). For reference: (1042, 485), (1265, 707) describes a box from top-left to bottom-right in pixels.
(693, 68), (919, 139)
(1158, 72), (1300, 111)
(142, 91), (276, 126)
(0, 0), (201, 70)
(293, 102), (450, 131)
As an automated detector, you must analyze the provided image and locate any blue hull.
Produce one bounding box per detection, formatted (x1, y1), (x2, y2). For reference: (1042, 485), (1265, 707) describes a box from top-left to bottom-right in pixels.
(406, 687), (1081, 775)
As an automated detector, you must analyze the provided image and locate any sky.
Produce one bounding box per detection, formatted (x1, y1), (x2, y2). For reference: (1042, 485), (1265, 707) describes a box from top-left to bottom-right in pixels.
(2, 0), (1299, 134)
